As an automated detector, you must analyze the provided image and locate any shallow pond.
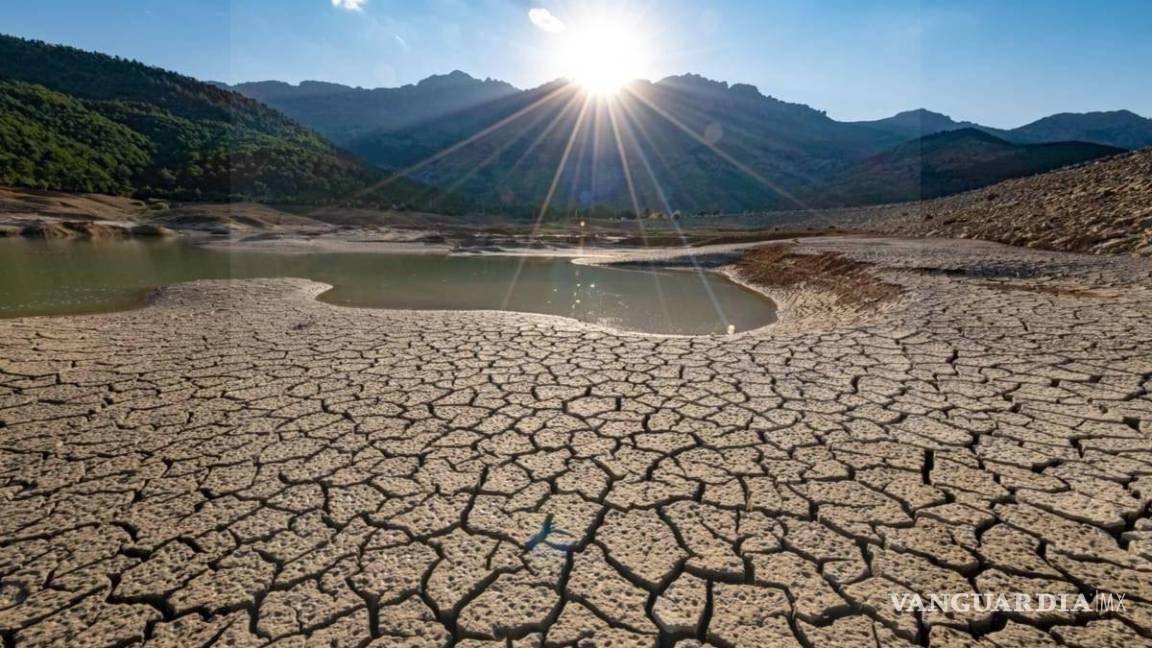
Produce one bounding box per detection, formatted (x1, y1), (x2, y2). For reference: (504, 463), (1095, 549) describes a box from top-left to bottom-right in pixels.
(0, 239), (776, 335)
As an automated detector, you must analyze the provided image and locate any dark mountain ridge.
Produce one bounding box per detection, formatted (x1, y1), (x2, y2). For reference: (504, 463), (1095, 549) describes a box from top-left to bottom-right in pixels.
(851, 109), (986, 140)
(217, 72), (519, 144)
(215, 63), (1150, 212)
(851, 108), (1152, 150)
(342, 74), (927, 213)
(339, 74), (1127, 213)
(230, 68), (1152, 154)
(1009, 110), (1152, 150)
(809, 128), (1124, 206)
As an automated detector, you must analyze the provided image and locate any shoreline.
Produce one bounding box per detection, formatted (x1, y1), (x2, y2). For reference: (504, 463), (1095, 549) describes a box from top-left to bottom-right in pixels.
(7, 232), (1133, 334)
(0, 236), (785, 336)
(4, 208), (1149, 339)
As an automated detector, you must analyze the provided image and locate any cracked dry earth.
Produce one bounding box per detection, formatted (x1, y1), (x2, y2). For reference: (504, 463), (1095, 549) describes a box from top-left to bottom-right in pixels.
(2, 237), (1152, 648)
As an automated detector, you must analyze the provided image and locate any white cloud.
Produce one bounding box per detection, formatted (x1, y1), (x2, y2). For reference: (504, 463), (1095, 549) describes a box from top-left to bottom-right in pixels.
(528, 8), (565, 33)
(394, 35), (409, 50)
(331, 0), (366, 11)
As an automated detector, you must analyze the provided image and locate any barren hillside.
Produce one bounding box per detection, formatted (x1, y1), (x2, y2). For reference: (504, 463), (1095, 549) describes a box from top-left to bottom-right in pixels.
(856, 148), (1152, 255)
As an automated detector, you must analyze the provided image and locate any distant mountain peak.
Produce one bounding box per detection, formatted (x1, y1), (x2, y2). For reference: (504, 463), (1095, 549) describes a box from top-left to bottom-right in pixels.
(885, 108), (964, 125)
(653, 74), (821, 115)
(729, 83), (763, 99)
(1044, 108), (1145, 119)
(224, 69), (520, 143)
(818, 126), (1123, 206)
(854, 108), (979, 140)
(299, 80), (355, 91)
(412, 70), (518, 92)
(416, 69), (475, 85)
(893, 108), (954, 119)
(1011, 109), (1152, 149)
(222, 79), (356, 100)
(657, 73), (730, 92)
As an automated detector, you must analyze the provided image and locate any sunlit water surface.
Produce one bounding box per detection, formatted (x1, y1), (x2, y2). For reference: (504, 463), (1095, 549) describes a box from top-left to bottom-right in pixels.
(0, 239), (776, 335)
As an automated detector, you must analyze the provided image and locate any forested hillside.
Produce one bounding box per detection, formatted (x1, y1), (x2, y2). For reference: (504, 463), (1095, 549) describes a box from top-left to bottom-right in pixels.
(0, 35), (464, 210)
(0, 80), (150, 194)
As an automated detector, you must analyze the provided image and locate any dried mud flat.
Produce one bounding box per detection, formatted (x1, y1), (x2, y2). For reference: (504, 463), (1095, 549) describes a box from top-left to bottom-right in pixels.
(1, 238), (1151, 647)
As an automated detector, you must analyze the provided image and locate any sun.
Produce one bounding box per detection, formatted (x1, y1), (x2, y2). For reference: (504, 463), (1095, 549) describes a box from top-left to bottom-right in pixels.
(555, 17), (652, 96)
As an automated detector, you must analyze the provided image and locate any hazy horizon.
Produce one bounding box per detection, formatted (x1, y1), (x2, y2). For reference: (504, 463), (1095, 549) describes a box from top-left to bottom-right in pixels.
(5, 0), (1151, 129)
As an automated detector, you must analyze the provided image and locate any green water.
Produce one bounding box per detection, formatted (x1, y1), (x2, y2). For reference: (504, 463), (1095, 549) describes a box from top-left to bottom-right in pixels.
(0, 238), (776, 335)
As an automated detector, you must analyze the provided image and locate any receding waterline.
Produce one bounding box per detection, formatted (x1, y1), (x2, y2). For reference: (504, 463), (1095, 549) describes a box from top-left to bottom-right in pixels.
(0, 239), (776, 335)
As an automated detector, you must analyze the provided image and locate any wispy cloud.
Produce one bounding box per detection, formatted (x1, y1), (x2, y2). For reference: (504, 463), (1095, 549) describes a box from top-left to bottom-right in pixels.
(331, 0), (366, 11)
(394, 34), (409, 50)
(528, 8), (565, 33)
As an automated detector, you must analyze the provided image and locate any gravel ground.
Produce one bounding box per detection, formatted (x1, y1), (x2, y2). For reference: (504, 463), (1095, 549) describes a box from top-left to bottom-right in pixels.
(835, 148), (1152, 257)
(1, 237), (1151, 647)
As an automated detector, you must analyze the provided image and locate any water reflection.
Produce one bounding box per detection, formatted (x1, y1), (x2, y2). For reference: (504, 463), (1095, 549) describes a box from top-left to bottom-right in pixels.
(0, 239), (776, 335)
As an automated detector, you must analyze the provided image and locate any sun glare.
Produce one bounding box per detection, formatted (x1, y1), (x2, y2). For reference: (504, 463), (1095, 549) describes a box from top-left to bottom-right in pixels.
(556, 18), (651, 96)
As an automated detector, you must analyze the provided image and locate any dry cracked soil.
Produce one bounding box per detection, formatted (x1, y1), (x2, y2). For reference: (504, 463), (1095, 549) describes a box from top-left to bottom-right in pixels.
(1, 237), (1151, 647)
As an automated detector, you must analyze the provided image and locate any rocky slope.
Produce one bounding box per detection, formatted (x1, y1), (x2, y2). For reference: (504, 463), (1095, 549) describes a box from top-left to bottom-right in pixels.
(840, 147), (1152, 256)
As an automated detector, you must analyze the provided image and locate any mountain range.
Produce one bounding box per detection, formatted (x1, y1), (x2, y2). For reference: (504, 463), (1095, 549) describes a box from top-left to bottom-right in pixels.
(214, 73), (519, 144)
(228, 75), (1152, 155)
(811, 128), (1123, 206)
(226, 73), (1150, 212)
(354, 74), (899, 212)
(852, 107), (1152, 149)
(3, 33), (1150, 216)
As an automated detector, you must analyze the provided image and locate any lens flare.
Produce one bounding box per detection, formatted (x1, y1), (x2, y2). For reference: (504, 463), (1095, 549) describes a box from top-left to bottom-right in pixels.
(556, 18), (651, 96)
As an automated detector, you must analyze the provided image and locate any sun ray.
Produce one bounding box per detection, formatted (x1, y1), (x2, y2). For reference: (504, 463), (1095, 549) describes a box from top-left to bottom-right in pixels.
(534, 94), (595, 231)
(501, 93), (594, 310)
(321, 82), (578, 212)
(614, 93), (680, 197)
(561, 100), (596, 216)
(492, 86), (588, 188)
(604, 101), (644, 230)
(610, 98), (732, 329)
(613, 95), (675, 211)
(628, 82), (865, 210)
(605, 99), (674, 325)
(623, 85), (815, 210)
(425, 86), (582, 212)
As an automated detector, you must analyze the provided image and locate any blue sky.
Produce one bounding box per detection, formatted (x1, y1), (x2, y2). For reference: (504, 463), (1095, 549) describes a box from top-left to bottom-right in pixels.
(6, 0), (1150, 128)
